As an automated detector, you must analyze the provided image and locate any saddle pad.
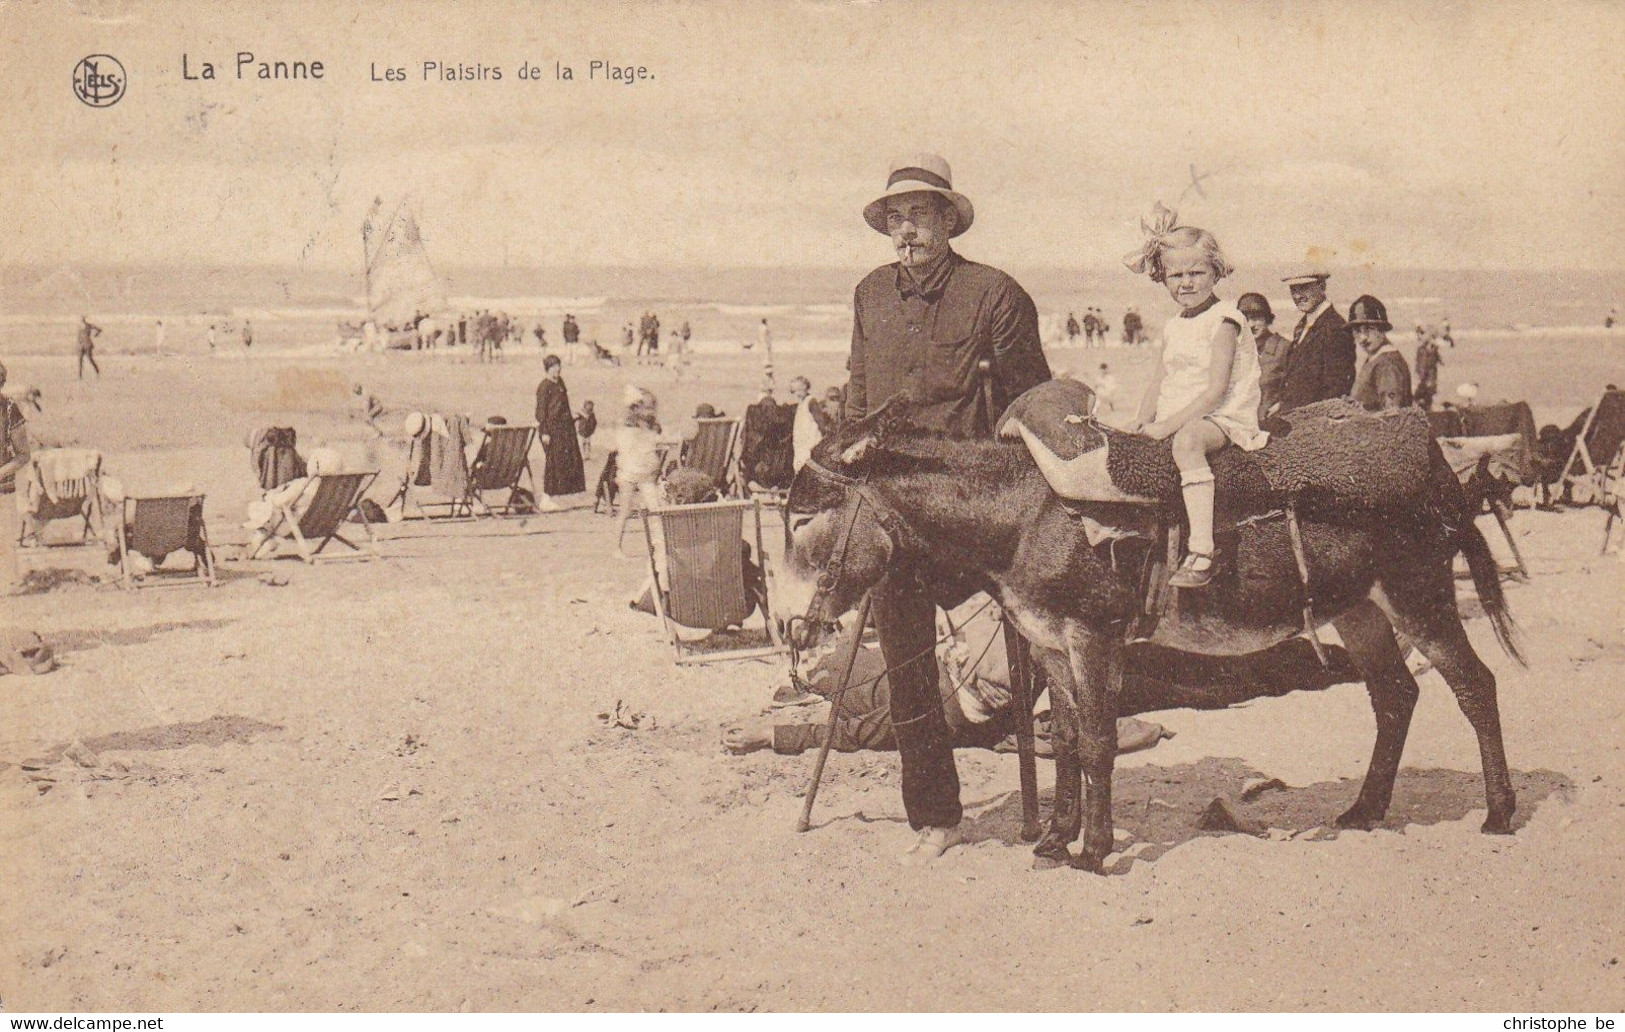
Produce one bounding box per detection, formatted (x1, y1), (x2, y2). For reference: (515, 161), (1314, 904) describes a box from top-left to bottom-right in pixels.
(1000, 380), (1435, 517)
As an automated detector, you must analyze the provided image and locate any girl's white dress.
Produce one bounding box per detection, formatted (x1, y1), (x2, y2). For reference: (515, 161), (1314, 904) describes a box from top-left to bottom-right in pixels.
(1156, 299), (1269, 451)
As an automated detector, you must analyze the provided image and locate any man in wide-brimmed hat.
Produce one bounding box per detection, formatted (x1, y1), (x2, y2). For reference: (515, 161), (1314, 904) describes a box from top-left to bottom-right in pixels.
(840, 152), (1051, 863)
(1271, 263), (1355, 415)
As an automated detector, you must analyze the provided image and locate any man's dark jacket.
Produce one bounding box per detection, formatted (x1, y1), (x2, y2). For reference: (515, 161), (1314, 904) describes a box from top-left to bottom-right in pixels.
(1274, 305), (1356, 414)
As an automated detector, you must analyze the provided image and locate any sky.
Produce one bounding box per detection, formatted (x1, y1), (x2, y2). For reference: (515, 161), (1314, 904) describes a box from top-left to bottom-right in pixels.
(2, 0), (1623, 273)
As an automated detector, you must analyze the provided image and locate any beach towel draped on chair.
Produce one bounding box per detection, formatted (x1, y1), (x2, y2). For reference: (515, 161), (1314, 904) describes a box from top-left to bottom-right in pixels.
(248, 427), (306, 491)
(16, 449), (104, 545)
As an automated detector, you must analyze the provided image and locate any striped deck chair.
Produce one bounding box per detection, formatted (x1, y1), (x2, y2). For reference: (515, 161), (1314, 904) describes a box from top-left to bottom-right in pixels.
(1563, 388), (1625, 507)
(641, 498), (786, 665)
(118, 495), (215, 588)
(254, 471), (380, 564)
(458, 423), (538, 517)
(676, 417), (740, 498)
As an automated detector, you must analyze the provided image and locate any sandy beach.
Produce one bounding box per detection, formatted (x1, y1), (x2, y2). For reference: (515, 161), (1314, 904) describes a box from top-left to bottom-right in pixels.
(2, 340), (1623, 1011)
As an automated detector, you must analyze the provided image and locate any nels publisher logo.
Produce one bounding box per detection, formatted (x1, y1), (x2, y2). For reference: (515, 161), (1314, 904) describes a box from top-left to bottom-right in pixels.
(73, 54), (126, 107)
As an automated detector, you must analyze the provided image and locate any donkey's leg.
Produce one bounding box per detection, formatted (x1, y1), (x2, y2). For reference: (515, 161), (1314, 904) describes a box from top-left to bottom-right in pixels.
(1331, 600), (1421, 830)
(1063, 624), (1122, 873)
(1030, 645), (1081, 863)
(1376, 577), (1516, 834)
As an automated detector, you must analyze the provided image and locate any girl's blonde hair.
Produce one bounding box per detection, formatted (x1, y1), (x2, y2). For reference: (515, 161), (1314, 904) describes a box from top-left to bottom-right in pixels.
(1122, 202), (1233, 284)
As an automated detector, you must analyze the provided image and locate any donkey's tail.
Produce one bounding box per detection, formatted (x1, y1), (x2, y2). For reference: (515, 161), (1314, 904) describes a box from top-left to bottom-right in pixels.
(1460, 518), (1527, 666)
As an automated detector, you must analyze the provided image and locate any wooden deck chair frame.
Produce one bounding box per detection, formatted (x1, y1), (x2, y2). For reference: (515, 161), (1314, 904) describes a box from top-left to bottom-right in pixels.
(255, 471), (380, 564)
(456, 423), (538, 518)
(17, 454), (106, 549)
(641, 498), (787, 665)
(1563, 388), (1625, 506)
(678, 417), (740, 497)
(118, 494), (216, 589)
(1600, 441), (1625, 555)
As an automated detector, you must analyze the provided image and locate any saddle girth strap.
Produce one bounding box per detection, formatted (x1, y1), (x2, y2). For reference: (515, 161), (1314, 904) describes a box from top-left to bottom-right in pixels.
(1284, 503), (1330, 668)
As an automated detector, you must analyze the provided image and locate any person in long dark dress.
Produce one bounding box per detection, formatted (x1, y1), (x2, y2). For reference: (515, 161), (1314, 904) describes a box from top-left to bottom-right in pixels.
(534, 355), (585, 506)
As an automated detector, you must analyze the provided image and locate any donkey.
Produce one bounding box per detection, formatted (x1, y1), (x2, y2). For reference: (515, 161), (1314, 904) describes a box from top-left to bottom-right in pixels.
(781, 398), (1524, 872)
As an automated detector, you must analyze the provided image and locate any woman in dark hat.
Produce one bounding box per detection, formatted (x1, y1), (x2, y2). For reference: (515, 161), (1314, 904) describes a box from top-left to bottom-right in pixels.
(1238, 292), (1290, 419)
(534, 354), (586, 507)
(1347, 295), (1412, 412)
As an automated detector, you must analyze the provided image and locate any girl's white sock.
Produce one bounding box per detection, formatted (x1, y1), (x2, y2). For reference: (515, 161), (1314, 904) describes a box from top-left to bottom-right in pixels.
(1181, 467), (1216, 556)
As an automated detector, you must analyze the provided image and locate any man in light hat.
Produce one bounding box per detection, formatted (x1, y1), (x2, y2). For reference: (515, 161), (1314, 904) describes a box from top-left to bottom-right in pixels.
(842, 153), (1051, 863)
(1272, 264), (1355, 415)
(1348, 295), (1412, 412)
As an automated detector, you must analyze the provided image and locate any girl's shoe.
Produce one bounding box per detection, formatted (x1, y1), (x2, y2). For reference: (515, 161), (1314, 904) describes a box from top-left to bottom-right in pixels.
(1168, 551), (1216, 589)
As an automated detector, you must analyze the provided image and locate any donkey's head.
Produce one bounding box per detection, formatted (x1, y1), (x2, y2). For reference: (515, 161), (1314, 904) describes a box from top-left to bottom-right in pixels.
(779, 395), (917, 646)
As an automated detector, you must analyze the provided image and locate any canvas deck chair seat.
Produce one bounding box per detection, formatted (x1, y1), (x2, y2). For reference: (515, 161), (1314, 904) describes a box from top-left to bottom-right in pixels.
(675, 417), (740, 498)
(457, 423), (538, 517)
(641, 498), (787, 665)
(17, 448), (105, 547)
(1563, 387), (1625, 506)
(118, 494), (216, 588)
(254, 471), (380, 563)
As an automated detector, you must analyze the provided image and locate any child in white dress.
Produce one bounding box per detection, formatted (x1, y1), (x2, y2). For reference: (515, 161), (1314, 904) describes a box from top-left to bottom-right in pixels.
(1123, 204), (1267, 588)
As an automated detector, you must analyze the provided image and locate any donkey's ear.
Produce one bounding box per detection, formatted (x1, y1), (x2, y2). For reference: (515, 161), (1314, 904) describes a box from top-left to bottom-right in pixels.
(839, 433), (877, 466)
(868, 391), (917, 442)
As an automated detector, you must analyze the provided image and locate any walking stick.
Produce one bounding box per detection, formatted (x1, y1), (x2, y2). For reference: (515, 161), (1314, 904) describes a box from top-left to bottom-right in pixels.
(795, 591), (874, 833)
(1001, 616), (1044, 843)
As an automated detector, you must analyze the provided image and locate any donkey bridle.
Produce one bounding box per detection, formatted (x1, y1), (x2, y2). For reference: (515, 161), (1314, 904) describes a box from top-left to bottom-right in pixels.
(795, 456), (918, 625)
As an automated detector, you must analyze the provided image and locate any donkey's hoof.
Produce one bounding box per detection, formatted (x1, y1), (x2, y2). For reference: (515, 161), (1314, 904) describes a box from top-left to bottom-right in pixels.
(1069, 851), (1106, 875)
(1481, 815), (1515, 835)
(1032, 835), (1072, 866)
(1334, 805), (1381, 831)
(1031, 853), (1069, 871)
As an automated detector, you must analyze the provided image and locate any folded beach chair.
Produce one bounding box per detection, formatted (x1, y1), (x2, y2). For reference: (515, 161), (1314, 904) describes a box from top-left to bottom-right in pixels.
(641, 498), (787, 665)
(254, 471), (380, 564)
(456, 422), (538, 518)
(118, 494), (216, 588)
(676, 417), (740, 497)
(17, 449), (104, 547)
(1562, 387), (1625, 506)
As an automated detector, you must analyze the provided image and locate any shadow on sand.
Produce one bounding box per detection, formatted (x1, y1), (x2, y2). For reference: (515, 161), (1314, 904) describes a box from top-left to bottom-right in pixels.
(959, 758), (1573, 873)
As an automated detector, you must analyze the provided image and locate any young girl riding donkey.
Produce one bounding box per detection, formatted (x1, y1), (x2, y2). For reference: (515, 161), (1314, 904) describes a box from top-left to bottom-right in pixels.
(1124, 203), (1267, 588)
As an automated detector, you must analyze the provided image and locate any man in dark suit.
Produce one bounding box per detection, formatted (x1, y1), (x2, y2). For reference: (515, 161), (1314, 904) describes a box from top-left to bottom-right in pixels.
(844, 152), (1051, 863)
(1271, 265), (1355, 416)
(1347, 295), (1413, 411)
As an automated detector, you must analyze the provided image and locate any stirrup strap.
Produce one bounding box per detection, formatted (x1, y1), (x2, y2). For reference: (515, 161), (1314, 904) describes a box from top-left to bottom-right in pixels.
(1285, 503), (1330, 667)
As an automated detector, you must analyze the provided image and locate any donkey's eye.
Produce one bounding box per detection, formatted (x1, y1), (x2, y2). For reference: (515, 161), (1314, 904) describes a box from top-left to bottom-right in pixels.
(790, 515), (815, 532)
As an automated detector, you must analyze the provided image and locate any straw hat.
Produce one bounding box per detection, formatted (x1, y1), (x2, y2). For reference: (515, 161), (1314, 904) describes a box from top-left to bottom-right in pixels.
(402, 412), (426, 437)
(862, 153), (975, 238)
(1281, 263), (1331, 286)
